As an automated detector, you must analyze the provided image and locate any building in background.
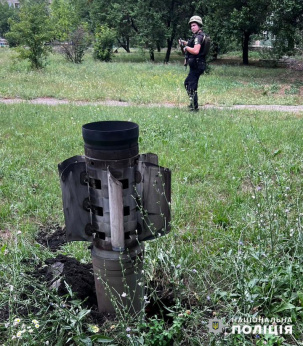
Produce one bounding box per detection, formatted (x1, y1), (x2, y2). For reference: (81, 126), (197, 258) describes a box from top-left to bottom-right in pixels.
(0, 38), (9, 47)
(4, 0), (52, 7)
(6, 0), (20, 8)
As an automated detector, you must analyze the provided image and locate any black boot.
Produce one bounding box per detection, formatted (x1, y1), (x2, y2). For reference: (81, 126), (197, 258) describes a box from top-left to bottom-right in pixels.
(188, 95), (194, 110)
(187, 90), (198, 111)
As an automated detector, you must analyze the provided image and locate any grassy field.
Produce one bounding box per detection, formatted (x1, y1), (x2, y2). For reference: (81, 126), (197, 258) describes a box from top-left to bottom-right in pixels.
(0, 48), (303, 106)
(0, 49), (303, 345)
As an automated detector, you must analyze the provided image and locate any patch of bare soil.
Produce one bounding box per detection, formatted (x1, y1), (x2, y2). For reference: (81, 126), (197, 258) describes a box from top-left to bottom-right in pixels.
(0, 223), (192, 329)
(33, 254), (97, 307)
(278, 85), (291, 96)
(34, 225), (102, 315)
(35, 225), (178, 318)
(0, 304), (9, 322)
(33, 226), (110, 320)
(31, 257), (109, 326)
(36, 224), (67, 251)
(33, 252), (179, 325)
(34, 227), (107, 322)
(289, 60), (303, 71)
(0, 224), (187, 333)
(0, 229), (12, 242)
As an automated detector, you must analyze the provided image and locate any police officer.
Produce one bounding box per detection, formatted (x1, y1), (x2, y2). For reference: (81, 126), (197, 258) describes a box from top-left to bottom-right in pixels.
(180, 16), (206, 111)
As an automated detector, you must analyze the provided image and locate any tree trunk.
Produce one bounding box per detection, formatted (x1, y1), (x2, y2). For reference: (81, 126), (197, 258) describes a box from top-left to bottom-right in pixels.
(126, 37), (130, 53)
(149, 47), (154, 61)
(117, 37), (130, 53)
(156, 41), (161, 52)
(242, 32), (250, 65)
(212, 42), (219, 60)
(164, 37), (173, 63)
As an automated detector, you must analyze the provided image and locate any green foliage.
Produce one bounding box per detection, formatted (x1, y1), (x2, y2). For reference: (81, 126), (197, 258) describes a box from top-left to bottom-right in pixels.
(6, 0), (54, 69)
(137, 313), (189, 345)
(89, 0), (198, 62)
(93, 25), (116, 62)
(135, 1), (167, 61)
(0, 2), (15, 37)
(72, 0), (91, 25)
(269, 0), (303, 57)
(141, 0), (198, 63)
(206, 0), (271, 64)
(50, 0), (80, 41)
(3, 0), (301, 67)
(89, 0), (137, 53)
(50, 0), (90, 64)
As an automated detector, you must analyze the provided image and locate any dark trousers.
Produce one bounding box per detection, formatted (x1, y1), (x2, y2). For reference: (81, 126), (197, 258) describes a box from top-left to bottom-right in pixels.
(184, 60), (205, 109)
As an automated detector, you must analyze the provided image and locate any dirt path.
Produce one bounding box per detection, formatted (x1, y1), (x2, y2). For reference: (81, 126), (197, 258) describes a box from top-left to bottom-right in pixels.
(1, 97), (303, 113)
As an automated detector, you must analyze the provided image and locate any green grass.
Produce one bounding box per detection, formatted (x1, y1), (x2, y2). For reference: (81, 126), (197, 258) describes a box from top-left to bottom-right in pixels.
(0, 101), (302, 345)
(0, 48), (302, 106)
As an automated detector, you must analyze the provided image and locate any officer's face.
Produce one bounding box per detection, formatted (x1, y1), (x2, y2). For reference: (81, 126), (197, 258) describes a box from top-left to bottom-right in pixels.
(190, 23), (200, 33)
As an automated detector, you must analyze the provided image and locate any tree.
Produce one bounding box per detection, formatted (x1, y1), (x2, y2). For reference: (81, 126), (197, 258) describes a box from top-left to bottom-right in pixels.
(50, 0), (90, 64)
(6, 0), (54, 69)
(73, 0), (91, 25)
(0, 2), (15, 38)
(196, 3), (233, 60)
(89, 0), (202, 62)
(135, 0), (166, 61)
(135, 0), (198, 63)
(207, 0), (271, 64)
(90, 0), (138, 53)
(50, 0), (80, 41)
(162, 0), (197, 63)
(270, 0), (303, 57)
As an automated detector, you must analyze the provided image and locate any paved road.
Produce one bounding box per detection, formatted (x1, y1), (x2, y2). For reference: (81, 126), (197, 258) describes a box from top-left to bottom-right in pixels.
(1, 97), (303, 113)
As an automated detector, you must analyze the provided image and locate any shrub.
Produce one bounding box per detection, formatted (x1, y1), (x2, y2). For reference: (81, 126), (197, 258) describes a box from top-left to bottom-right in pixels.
(93, 25), (116, 62)
(5, 0), (54, 69)
(59, 25), (90, 64)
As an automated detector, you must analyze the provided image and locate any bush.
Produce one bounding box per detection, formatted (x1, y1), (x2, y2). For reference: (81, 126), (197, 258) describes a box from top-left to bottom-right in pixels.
(5, 0), (54, 69)
(59, 25), (90, 64)
(93, 25), (116, 62)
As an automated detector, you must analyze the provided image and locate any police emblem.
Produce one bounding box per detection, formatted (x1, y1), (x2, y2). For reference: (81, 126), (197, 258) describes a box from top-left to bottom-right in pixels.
(207, 319), (224, 334)
(212, 321), (219, 330)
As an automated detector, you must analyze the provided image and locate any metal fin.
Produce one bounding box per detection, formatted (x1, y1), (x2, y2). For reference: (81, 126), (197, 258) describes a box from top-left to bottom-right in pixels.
(137, 154), (171, 241)
(58, 156), (92, 242)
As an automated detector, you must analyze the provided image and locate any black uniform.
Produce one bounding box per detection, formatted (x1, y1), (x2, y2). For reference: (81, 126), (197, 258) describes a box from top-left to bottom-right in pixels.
(184, 30), (207, 110)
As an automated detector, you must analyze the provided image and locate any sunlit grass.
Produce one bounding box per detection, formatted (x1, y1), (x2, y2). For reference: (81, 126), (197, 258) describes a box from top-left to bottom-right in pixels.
(0, 67), (302, 344)
(0, 48), (302, 106)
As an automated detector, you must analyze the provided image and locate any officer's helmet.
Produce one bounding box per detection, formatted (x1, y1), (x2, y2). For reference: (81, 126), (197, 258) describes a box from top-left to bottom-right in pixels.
(188, 16), (203, 27)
